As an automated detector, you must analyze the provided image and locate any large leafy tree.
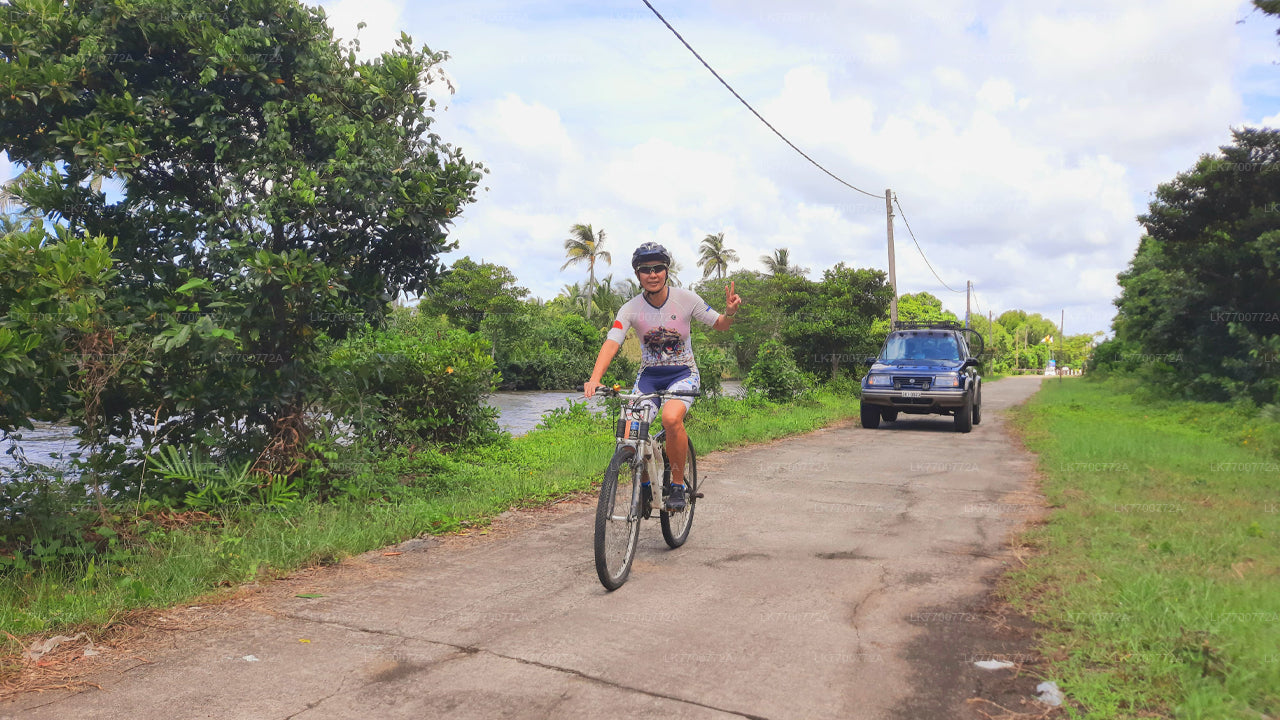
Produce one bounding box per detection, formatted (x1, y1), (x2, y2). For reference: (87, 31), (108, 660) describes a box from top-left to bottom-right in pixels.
(0, 0), (483, 473)
(698, 232), (738, 279)
(776, 264), (893, 378)
(693, 270), (775, 370)
(1113, 128), (1280, 402)
(420, 257), (528, 334)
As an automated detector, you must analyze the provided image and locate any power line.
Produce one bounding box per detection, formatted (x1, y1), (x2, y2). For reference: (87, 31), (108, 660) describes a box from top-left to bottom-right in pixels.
(892, 195), (964, 294)
(641, 0), (977, 301)
(639, 0), (882, 200)
(970, 289), (985, 320)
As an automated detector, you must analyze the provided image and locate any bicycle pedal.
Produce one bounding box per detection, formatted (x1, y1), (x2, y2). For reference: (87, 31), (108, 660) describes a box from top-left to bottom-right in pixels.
(693, 492), (705, 499)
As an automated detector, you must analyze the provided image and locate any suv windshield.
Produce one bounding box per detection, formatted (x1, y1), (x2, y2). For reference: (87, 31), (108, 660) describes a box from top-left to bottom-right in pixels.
(881, 334), (962, 362)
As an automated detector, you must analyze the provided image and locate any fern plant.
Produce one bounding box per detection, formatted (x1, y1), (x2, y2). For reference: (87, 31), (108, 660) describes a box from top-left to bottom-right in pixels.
(146, 445), (297, 510)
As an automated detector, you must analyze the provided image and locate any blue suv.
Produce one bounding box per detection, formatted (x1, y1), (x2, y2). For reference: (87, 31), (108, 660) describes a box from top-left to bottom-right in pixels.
(860, 322), (984, 433)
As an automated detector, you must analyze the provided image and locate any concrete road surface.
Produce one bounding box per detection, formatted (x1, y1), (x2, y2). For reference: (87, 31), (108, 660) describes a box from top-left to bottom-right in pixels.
(5, 376), (1044, 720)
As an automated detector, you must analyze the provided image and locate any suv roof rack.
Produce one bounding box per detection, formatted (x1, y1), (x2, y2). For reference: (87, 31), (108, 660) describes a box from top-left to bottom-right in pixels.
(891, 320), (965, 331)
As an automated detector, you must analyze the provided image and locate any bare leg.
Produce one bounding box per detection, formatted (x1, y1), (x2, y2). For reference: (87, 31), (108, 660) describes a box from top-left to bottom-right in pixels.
(661, 400), (689, 486)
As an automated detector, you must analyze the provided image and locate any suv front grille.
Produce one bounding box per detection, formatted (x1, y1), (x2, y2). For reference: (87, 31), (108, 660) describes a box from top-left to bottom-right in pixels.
(893, 376), (932, 390)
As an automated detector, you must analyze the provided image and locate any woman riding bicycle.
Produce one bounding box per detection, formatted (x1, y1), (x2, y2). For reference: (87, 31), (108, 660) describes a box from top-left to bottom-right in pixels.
(583, 242), (742, 510)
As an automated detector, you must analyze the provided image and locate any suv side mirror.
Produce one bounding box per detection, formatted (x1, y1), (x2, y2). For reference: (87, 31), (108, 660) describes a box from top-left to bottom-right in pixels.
(962, 357), (981, 370)
(863, 356), (878, 366)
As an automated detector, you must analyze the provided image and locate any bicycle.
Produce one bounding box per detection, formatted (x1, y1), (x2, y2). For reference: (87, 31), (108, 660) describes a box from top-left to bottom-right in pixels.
(592, 386), (702, 591)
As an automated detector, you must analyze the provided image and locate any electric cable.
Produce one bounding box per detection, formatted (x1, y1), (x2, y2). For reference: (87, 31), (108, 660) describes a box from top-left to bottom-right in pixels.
(640, 0), (882, 200)
(892, 194), (964, 294)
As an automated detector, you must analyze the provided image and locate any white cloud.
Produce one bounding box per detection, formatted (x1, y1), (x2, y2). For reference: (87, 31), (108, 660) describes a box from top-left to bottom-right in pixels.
(404, 0), (1277, 333)
(319, 0), (407, 57)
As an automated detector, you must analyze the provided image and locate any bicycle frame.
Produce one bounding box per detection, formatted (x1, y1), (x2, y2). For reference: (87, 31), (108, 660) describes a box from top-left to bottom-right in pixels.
(609, 393), (664, 523)
(602, 388), (695, 522)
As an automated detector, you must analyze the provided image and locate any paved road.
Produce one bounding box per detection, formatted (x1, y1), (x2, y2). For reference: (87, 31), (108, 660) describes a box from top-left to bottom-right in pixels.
(6, 376), (1043, 720)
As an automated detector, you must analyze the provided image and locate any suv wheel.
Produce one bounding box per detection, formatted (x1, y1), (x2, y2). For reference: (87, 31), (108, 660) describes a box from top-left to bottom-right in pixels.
(953, 392), (973, 433)
(860, 401), (881, 429)
(881, 409), (898, 422)
(972, 399), (982, 425)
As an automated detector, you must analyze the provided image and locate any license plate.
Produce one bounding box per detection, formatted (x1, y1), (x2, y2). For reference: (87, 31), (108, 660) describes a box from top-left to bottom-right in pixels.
(900, 390), (922, 398)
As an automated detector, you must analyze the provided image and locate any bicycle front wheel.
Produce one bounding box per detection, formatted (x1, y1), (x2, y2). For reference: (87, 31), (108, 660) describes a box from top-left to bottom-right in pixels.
(660, 439), (697, 549)
(595, 445), (642, 590)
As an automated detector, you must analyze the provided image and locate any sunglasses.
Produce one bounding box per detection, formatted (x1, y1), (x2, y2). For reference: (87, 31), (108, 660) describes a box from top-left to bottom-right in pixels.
(636, 265), (668, 275)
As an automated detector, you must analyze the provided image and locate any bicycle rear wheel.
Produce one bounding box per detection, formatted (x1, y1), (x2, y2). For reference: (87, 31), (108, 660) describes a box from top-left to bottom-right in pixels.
(660, 439), (697, 548)
(595, 445), (642, 590)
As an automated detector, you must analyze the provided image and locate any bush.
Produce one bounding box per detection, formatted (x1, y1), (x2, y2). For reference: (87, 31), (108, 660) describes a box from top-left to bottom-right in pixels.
(496, 311), (607, 390)
(744, 339), (808, 401)
(695, 345), (734, 395)
(824, 371), (862, 397)
(325, 312), (500, 447)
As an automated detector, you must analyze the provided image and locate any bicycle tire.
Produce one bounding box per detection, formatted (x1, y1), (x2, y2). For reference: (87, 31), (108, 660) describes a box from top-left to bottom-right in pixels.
(595, 445), (642, 590)
(660, 439), (697, 549)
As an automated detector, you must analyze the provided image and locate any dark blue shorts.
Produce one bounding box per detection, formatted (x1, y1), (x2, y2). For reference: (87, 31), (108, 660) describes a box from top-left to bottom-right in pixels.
(635, 365), (699, 410)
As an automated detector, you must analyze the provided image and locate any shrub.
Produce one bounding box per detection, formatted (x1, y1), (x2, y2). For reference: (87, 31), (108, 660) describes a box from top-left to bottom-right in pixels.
(325, 313), (500, 447)
(695, 345), (734, 395)
(744, 339), (808, 401)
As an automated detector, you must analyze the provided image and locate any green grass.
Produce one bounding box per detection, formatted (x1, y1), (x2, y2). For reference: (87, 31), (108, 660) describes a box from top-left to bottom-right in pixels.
(1006, 377), (1280, 719)
(0, 389), (857, 651)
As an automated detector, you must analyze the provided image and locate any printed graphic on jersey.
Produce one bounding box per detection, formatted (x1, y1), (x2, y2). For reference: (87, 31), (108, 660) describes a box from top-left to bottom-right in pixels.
(643, 327), (684, 361)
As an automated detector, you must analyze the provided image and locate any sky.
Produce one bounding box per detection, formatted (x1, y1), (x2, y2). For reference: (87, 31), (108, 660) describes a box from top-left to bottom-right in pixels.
(6, 1), (1280, 336)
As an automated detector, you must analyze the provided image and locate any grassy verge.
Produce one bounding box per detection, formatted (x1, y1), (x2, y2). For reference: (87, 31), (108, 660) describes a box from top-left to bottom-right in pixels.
(1005, 376), (1280, 719)
(1, 389), (857, 652)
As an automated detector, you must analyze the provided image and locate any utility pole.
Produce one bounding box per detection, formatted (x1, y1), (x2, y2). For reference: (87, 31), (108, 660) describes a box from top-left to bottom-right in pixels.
(1060, 309), (1065, 382)
(965, 280), (972, 328)
(886, 189), (898, 326)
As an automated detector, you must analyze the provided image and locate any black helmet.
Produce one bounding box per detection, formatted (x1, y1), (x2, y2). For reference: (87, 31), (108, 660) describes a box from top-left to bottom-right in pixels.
(631, 242), (671, 269)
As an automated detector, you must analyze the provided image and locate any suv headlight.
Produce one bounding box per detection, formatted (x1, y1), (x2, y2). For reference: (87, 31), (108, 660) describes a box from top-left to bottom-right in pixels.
(932, 373), (960, 388)
(865, 374), (891, 386)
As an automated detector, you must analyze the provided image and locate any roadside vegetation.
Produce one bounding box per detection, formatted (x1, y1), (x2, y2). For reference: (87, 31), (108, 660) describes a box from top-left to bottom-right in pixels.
(1003, 18), (1280, 713)
(0, 386), (856, 647)
(1007, 377), (1280, 718)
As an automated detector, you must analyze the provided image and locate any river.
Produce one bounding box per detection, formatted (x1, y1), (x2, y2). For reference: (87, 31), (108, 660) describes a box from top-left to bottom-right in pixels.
(1, 381), (744, 471)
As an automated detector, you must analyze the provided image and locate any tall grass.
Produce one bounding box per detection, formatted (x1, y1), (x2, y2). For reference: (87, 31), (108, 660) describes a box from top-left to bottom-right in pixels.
(1, 389), (856, 649)
(1006, 377), (1280, 719)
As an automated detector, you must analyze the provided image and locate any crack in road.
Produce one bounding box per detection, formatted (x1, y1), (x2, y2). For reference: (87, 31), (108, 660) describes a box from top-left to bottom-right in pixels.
(277, 612), (772, 720)
(847, 563), (892, 655)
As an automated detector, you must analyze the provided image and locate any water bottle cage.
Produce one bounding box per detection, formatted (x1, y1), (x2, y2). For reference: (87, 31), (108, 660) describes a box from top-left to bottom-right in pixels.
(616, 404), (656, 440)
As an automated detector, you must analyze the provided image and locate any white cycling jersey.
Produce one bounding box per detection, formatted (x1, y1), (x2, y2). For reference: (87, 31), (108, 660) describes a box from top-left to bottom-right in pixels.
(605, 286), (721, 371)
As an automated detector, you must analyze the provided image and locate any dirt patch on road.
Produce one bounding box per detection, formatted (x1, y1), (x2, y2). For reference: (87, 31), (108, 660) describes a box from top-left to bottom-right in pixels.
(889, 572), (1069, 720)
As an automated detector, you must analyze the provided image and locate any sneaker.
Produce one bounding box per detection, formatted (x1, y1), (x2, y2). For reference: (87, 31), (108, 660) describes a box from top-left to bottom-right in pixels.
(666, 483), (687, 512)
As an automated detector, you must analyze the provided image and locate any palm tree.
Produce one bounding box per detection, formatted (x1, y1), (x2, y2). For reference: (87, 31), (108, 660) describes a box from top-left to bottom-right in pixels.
(0, 171), (31, 215)
(613, 277), (640, 298)
(698, 232), (739, 280)
(559, 282), (591, 315)
(666, 256), (684, 287)
(761, 248), (808, 278)
(560, 223), (611, 320)
(590, 274), (626, 325)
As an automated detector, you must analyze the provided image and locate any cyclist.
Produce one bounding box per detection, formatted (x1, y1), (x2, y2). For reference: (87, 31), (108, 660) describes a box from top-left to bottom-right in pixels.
(584, 242), (741, 511)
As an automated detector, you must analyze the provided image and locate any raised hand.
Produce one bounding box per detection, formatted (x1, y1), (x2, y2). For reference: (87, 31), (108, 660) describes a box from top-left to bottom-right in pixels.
(725, 280), (742, 316)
